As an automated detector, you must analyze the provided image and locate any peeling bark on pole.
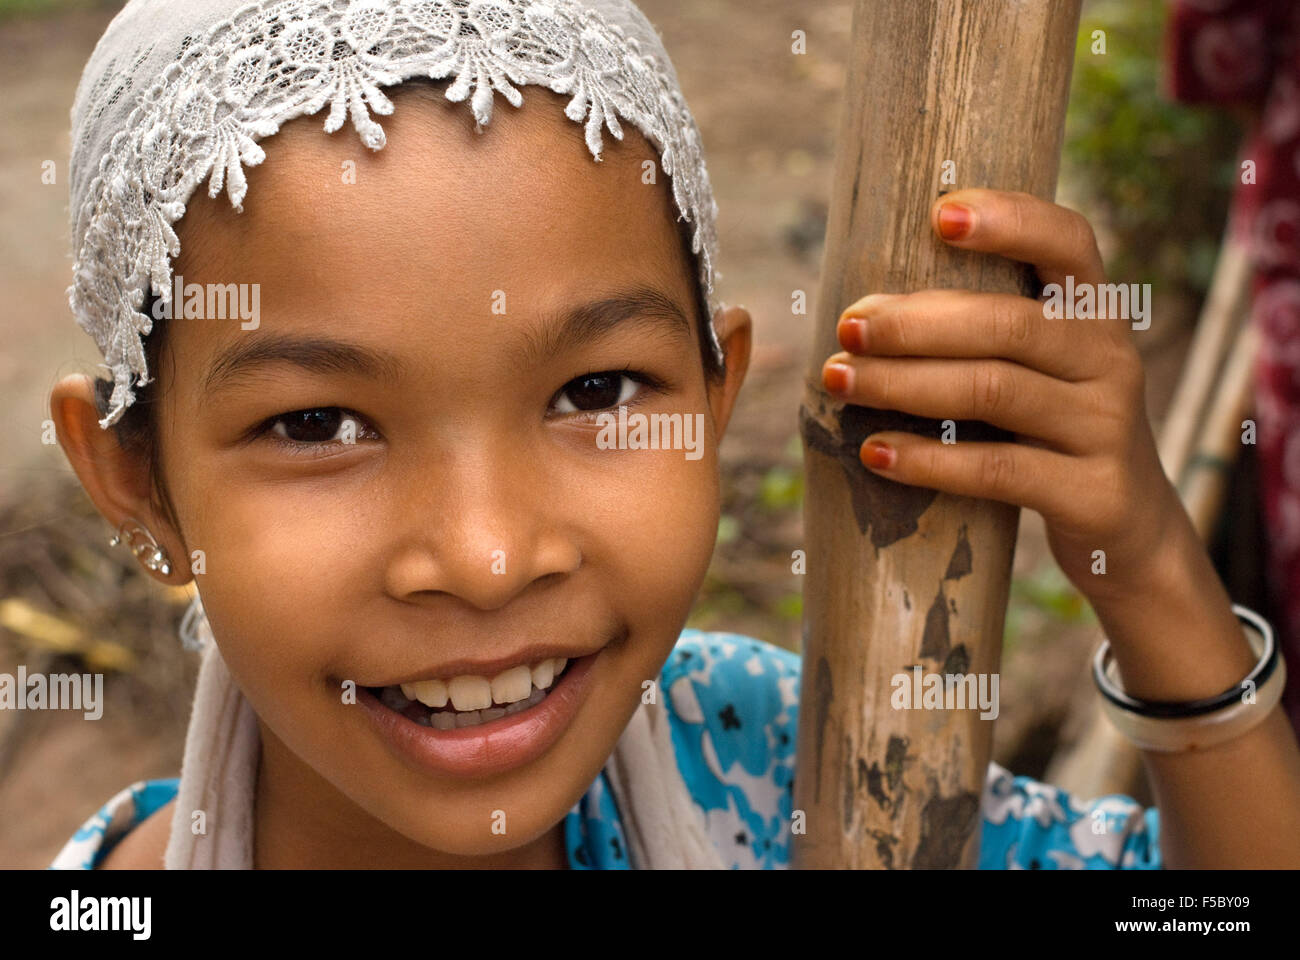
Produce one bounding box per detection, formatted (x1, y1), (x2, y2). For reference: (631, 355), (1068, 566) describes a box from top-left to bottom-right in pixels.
(793, 0), (1083, 869)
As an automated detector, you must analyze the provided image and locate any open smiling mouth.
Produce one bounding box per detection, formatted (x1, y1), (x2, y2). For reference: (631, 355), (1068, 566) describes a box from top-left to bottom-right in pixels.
(363, 657), (574, 730)
(356, 648), (602, 777)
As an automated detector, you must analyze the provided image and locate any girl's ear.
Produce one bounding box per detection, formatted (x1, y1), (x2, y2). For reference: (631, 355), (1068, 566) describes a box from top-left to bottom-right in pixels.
(49, 374), (191, 586)
(707, 305), (752, 439)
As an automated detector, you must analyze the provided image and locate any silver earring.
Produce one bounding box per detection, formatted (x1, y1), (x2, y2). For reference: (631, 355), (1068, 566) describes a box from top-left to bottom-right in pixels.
(178, 592), (210, 651)
(109, 518), (173, 576)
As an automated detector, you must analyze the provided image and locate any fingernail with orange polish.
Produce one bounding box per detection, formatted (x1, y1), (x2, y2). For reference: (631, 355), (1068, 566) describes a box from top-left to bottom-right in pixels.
(861, 440), (895, 470)
(838, 317), (869, 352)
(823, 362), (853, 396)
(936, 203), (974, 241)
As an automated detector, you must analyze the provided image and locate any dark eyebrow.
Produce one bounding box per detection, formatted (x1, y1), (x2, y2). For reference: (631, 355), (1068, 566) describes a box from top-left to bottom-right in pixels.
(520, 285), (694, 365)
(202, 286), (692, 394)
(203, 334), (405, 395)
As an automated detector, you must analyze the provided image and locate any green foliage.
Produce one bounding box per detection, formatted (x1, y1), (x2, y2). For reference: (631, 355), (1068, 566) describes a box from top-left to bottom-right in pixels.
(1011, 566), (1095, 623)
(1065, 0), (1243, 295)
(1004, 565), (1098, 651)
(775, 592), (802, 621)
(686, 573), (749, 630)
(758, 464), (803, 512)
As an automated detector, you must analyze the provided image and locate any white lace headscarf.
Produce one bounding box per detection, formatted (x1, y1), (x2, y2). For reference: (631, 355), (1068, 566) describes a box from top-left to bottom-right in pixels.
(68, 0), (723, 430)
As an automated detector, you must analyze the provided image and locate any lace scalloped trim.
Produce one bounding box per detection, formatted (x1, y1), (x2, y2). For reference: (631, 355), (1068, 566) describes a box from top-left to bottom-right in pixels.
(69, 0), (721, 428)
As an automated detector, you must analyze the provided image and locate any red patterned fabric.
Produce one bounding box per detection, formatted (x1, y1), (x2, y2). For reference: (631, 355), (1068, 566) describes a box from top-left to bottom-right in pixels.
(1166, 0), (1300, 731)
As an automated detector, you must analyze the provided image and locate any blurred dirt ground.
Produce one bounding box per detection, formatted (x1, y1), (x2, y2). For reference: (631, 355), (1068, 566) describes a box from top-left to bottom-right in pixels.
(0, 0), (1208, 867)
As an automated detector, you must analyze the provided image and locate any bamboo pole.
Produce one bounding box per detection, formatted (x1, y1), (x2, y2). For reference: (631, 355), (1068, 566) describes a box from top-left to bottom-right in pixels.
(1181, 322), (1259, 537)
(1158, 234), (1252, 481)
(793, 0), (1082, 869)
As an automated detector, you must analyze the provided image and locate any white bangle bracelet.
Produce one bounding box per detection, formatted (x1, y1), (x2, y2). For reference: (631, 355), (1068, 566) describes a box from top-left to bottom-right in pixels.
(1093, 604), (1286, 753)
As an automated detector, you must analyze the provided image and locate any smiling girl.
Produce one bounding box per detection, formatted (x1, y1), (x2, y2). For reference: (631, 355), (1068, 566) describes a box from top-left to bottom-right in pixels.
(48, 0), (1300, 870)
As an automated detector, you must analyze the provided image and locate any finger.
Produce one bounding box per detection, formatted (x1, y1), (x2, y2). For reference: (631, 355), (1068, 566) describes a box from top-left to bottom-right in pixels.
(822, 354), (1097, 454)
(837, 290), (1120, 383)
(929, 188), (1106, 290)
(857, 431), (1092, 523)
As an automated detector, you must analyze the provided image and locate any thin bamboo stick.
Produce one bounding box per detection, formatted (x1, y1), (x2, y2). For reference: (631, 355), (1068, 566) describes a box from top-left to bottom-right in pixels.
(1158, 235), (1251, 481)
(1181, 321), (1259, 539)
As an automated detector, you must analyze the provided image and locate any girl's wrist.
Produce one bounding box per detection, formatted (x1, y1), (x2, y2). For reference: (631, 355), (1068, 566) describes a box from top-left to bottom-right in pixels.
(1067, 483), (1180, 609)
(1088, 504), (1259, 704)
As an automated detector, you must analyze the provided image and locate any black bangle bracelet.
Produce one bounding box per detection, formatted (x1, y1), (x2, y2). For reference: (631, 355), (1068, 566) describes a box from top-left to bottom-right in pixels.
(1092, 604), (1279, 718)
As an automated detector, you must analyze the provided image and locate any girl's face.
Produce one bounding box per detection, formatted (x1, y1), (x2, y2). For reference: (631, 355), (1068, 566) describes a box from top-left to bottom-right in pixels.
(132, 87), (748, 863)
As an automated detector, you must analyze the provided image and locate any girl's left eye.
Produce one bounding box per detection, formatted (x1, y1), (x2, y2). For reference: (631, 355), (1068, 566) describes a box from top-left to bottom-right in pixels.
(263, 408), (376, 445)
(551, 371), (646, 415)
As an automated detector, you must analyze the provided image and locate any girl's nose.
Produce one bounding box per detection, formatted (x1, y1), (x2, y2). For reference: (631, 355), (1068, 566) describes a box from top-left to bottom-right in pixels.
(381, 450), (582, 611)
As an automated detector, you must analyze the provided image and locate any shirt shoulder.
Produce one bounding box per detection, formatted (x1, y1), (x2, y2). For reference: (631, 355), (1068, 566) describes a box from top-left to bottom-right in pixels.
(978, 762), (1161, 870)
(659, 630), (801, 869)
(48, 778), (179, 870)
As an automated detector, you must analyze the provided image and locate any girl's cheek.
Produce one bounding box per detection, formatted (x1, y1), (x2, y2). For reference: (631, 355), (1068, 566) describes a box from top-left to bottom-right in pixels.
(607, 449), (719, 613)
(178, 482), (370, 677)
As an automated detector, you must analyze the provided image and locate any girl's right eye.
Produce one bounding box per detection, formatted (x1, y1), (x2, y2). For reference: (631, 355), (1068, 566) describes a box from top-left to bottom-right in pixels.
(262, 408), (376, 446)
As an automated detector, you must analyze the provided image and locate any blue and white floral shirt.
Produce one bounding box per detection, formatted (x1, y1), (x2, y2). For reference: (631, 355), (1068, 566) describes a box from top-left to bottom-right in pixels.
(51, 630), (1161, 870)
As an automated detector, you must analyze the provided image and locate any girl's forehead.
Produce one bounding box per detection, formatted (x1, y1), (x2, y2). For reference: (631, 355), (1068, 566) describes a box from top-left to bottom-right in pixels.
(179, 88), (681, 284)
(166, 92), (697, 382)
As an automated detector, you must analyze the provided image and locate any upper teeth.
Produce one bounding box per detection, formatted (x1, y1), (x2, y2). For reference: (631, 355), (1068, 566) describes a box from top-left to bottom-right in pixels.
(399, 657), (568, 710)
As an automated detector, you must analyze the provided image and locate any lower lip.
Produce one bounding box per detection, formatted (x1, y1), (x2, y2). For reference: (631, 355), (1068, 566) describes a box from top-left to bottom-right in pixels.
(357, 654), (597, 779)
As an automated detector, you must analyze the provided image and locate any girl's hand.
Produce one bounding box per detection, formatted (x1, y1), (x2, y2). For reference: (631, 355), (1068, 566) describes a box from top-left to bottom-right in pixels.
(822, 188), (1178, 604)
